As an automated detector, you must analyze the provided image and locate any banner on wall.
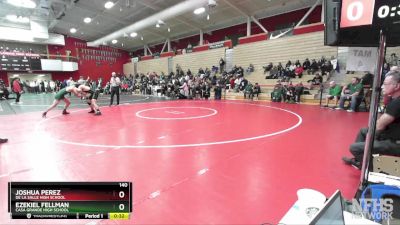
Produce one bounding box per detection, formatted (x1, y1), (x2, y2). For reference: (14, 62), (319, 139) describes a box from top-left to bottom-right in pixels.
(209, 41), (224, 49)
(346, 47), (378, 72)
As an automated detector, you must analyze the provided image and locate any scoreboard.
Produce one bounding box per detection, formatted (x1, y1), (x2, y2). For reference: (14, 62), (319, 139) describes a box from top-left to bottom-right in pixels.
(0, 52), (42, 71)
(8, 182), (132, 220)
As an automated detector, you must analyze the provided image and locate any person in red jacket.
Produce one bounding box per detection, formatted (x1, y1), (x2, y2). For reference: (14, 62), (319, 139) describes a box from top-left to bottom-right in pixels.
(12, 78), (23, 103)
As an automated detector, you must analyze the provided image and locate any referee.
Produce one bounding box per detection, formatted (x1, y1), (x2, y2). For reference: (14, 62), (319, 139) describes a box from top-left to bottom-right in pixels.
(109, 72), (121, 106)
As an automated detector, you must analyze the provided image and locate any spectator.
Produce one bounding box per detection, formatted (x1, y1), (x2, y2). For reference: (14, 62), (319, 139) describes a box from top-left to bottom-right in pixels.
(12, 77), (23, 103)
(307, 73), (323, 89)
(203, 83), (211, 100)
(66, 77), (74, 87)
(389, 53), (399, 66)
(229, 77), (235, 90)
(246, 64), (254, 73)
(321, 60), (333, 75)
(342, 71), (400, 169)
(277, 62), (283, 71)
(244, 83), (253, 99)
(285, 60), (292, 69)
(219, 58), (225, 73)
(252, 83), (261, 100)
(283, 82), (295, 103)
(383, 63), (390, 76)
(214, 83), (222, 100)
(303, 58), (311, 70)
(294, 82), (304, 103)
(309, 59), (319, 74)
(266, 66), (278, 79)
(0, 79), (9, 99)
(271, 81), (283, 102)
(336, 77), (364, 112)
(322, 81), (342, 108)
(295, 60), (301, 67)
(294, 65), (304, 78)
(263, 63), (273, 74)
(40, 80), (45, 93)
(239, 78), (248, 92)
(361, 72), (374, 86)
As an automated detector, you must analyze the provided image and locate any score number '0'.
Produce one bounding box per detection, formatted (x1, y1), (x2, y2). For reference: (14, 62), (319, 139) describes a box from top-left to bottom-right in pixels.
(345, 1), (400, 20)
(340, 0), (375, 28)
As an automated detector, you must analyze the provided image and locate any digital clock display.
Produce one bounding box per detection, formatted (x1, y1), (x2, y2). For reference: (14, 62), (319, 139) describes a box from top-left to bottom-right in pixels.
(373, 0), (400, 26)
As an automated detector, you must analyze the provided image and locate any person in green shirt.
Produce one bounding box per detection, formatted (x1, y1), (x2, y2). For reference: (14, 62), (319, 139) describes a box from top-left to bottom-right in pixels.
(42, 86), (81, 118)
(322, 81), (342, 107)
(271, 81), (283, 102)
(336, 77), (364, 112)
(244, 83), (253, 100)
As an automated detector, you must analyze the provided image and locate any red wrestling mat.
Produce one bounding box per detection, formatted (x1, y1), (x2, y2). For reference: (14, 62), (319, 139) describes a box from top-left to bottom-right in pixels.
(0, 100), (368, 224)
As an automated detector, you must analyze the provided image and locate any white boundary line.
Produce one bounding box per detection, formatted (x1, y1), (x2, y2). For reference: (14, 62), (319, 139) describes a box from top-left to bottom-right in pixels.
(136, 107), (218, 120)
(35, 101), (303, 149)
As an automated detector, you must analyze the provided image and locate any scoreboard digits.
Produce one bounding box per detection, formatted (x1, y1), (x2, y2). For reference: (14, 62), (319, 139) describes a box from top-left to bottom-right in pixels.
(8, 182), (132, 220)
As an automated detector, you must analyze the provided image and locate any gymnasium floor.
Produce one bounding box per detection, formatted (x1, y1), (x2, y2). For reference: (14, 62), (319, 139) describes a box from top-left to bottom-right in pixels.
(0, 93), (368, 224)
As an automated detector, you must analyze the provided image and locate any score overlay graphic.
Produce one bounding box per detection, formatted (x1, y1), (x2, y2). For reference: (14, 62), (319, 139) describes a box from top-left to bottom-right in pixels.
(8, 182), (132, 220)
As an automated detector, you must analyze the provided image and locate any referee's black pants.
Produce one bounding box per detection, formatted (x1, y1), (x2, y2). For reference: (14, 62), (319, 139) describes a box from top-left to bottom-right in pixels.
(110, 86), (120, 105)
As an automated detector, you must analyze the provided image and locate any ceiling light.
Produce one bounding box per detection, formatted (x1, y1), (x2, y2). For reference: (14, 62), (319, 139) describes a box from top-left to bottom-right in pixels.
(156, 23), (160, 28)
(112, 39), (118, 44)
(6, 15), (30, 23)
(121, 43), (124, 47)
(104, 1), (114, 9)
(157, 20), (164, 24)
(167, 27), (170, 32)
(84, 17), (92, 23)
(194, 7), (205, 15)
(207, 14), (210, 20)
(70, 28), (77, 33)
(141, 36), (143, 41)
(130, 32), (137, 37)
(7, 0), (36, 8)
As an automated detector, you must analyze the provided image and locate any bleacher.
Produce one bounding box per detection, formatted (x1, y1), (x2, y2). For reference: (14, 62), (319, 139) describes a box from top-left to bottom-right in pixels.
(124, 30), (369, 104)
(173, 48), (226, 73)
(232, 31), (338, 81)
(386, 46), (400, 58)
(123, 63), (134, 75)
(137, 57), (169, 75)
(220, 31), (338, 103)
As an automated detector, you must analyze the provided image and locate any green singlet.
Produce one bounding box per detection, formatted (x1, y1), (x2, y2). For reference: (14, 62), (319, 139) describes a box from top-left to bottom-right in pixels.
(54, 88), (69, 100)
